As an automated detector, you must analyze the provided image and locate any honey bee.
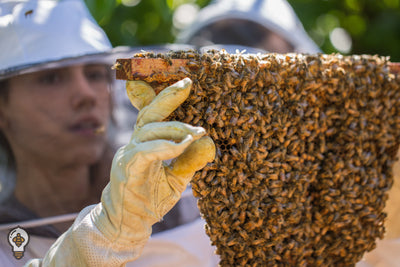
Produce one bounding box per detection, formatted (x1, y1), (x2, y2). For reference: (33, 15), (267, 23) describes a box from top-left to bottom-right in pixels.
(25, 9), (33, 17)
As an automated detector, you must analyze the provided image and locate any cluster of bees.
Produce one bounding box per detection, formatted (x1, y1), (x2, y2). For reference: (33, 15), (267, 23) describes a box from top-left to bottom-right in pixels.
(129, 50), (400, 266)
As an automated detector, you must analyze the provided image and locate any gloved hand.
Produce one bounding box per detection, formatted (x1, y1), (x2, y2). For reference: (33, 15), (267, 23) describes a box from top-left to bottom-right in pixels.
(94, 77), (216, 244)
(25, 77), (215, 267)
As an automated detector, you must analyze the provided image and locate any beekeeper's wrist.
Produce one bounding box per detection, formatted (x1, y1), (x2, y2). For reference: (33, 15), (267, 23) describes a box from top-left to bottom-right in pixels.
(91, 186), (152, 246)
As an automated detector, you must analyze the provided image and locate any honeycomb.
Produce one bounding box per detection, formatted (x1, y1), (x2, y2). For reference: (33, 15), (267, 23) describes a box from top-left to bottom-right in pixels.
(117, 50), (400, 266)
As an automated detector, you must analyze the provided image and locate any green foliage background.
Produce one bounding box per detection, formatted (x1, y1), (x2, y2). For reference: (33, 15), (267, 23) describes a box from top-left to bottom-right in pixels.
(85, 0), (400, 61)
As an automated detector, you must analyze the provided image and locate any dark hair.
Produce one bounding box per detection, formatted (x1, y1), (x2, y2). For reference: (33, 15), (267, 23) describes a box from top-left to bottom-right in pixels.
(0, 79), (15, 168)
(187, 19), (294, 52)
(0, 79), (10, 99)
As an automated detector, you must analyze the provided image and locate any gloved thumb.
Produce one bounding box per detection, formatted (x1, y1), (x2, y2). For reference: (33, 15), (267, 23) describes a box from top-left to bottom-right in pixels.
(168, 136), (216, 180)
(133, 78), (192, 127)
(126, 80), (156, 110)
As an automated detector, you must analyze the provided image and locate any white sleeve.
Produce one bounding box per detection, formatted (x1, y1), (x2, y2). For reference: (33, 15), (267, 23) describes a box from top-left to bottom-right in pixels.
(25, 204), (145, 267)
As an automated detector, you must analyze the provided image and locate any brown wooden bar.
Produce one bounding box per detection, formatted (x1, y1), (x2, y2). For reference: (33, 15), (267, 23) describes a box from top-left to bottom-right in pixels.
(390, 62), (400, 74)
(115, 58), (190, 82)
(115, 58), (400, 81)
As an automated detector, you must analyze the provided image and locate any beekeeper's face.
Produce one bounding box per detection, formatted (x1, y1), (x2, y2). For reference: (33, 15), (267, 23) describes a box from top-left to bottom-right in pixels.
(0, 64), (112, 167)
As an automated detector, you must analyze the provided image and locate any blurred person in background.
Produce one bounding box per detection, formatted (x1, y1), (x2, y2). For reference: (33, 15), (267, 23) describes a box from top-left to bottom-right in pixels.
(0, 0), (216, 266)
(177, 0), (321, 54)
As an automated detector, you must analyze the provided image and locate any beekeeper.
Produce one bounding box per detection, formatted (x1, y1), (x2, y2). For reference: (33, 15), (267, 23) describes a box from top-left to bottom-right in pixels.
(0, 0), (217, 266)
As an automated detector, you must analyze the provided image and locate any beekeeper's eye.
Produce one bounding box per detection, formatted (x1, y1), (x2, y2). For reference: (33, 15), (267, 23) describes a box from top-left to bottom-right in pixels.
(85, 64), (110, 83)
(38, 70), (62, 85)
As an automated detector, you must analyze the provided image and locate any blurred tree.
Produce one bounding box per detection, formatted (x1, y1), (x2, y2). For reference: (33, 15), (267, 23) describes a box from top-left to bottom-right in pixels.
(288, 0), (400, 61)
(85, 0), (400, 61)
(84, 0), (211, 47)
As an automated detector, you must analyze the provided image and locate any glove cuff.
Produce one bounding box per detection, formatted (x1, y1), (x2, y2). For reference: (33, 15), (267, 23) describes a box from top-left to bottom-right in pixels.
(91, 203), (152, 247)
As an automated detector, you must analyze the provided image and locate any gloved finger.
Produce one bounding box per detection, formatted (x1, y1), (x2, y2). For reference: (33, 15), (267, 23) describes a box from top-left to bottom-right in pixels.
(168, 136), (216, 180)
(128, 135), (196, 174)
(132, 121), (205, 144)
(126, 80), (156, 110)
(136, 78), (192, 127)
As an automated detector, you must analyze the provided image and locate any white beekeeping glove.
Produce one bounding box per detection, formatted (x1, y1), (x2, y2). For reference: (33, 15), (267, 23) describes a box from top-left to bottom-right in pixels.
(96, 77), (216, 244)
(25, 77), (215, 267)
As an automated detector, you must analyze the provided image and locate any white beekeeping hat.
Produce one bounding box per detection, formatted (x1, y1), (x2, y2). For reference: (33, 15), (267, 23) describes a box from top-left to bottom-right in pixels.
(0, 0), (114, 80)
